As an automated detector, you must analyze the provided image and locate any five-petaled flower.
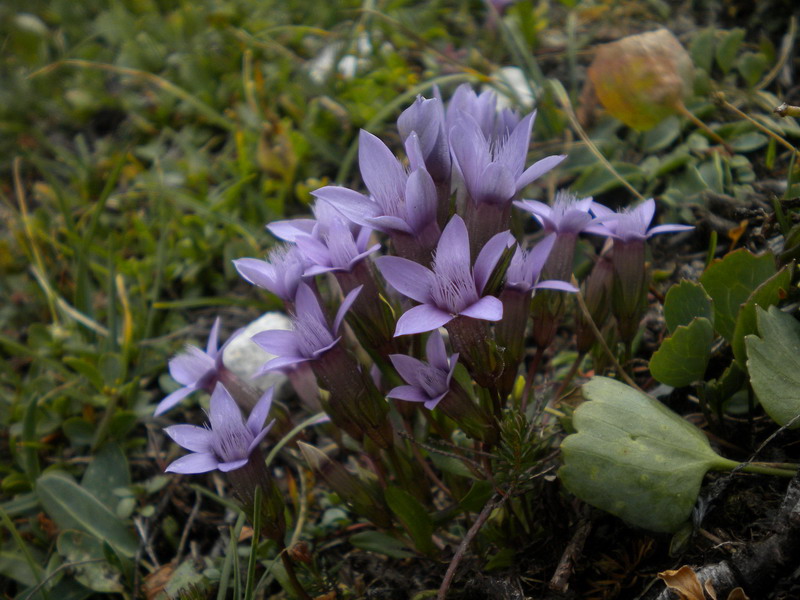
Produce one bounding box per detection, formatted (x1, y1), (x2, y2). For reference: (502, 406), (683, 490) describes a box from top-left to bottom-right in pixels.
(250, 283), (362, 373)
(164, 383), (275, 474)
(376, 215), (514, 336)
(156, 318), (236, 416)
(387, 330), (459, 409)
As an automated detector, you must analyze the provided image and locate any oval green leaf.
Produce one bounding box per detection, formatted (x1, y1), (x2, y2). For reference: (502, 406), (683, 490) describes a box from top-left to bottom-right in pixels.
(559, 377), (734, 532)
(663, 280), (714, 334)
(649, 317), (714, 387)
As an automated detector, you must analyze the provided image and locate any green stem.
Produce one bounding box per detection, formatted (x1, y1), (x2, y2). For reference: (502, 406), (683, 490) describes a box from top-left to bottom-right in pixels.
(740, 463), (798, 478)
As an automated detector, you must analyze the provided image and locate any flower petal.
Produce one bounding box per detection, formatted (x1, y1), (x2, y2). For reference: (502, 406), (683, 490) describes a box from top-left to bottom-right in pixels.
(154, 385), (198, 416)
(206, 317), (221, 356)
(366, 215), (414, 234)
(312, 186), (378, 228)
(267, 218), (316, 242)
(459, 296), (503, 321)
(389, 353), (429, 387)
(387, 385), (431, 404)
(404, 168), (438, 235)
(474, 230), (515, 294)
(165, 452), (220, 474)
(251, 329), (299, 358)
(217, 458), (249, 473)
(247, 419), (275, 455)
(358, 130), (407, 209)
(295, 283), (327, 328)
(474, 162), (515, 205)
(425, 330), (449, 371)
(395, 304), (454, 336)
(375, 256), (435, 304)
(449, 114), (490, 200)
(333, 285), (363, 334)
(208, 384), (244, 432)
(255, 355), (309, 374)
(534, 279), (579, 293)
(168, 346), (215, 386)
(234, 258), (277, 290)
(516, 154), (566, 191)
(497, 112), (533, 178)
(164, 424), (214, 453)
(246, 387), (274, 436)
(647, 224), (694, 237)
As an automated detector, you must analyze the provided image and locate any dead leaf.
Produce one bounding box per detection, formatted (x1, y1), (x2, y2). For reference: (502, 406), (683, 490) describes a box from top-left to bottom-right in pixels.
(587, 29), (693, 131)
(658, 565), (750, 600)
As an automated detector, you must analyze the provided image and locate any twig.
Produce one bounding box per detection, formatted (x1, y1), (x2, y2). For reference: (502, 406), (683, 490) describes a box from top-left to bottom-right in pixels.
(438, 493), (508, 600)
(774, 102), (800, 118)
(714, 93), (798, 154)
(570, 276), (643, 393)
(549, 510), (592, 593)
(175, 490), (202, 564)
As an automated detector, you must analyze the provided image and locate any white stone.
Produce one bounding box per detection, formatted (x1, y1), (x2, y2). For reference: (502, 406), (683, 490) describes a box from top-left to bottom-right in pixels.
(222, 312), (292, 391)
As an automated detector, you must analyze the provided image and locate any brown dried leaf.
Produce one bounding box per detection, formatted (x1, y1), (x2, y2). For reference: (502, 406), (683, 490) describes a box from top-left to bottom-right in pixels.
(658, 565), (705, 600)
(587, 29), (693, 131)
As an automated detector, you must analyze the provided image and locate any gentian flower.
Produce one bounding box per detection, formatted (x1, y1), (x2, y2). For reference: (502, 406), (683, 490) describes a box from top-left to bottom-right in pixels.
(388, 330), (459, 409)
(588, 198), (692, 345)
(313, 131), (440, 263)
(376, 215), (513, 336)
(251, 283), (361, 374)
(156, 318), (237, 416)
(164, 383), (274, 474)
(515, 191), (602, 281)
(233, 244), (306, 305)
(446, 84), (519, 140)
(397, 94), (450, 187)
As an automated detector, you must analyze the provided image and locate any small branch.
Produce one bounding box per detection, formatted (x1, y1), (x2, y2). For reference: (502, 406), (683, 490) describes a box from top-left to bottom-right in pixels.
(438, 493), (508, 600)
(713, 94), (798, 154)
(676, 102), (734, 154)
(774, 102), (800, 118)
(549, 510), (592, 593)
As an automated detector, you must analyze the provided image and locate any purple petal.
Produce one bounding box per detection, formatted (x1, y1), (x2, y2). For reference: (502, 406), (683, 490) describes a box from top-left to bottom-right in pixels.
(367, 215), (414, 234)
(404, 131), (425, 172)
(474, 230), (515, 294)
(206, 317), (221, 356)
(395, 304), (454, 336)
(404, 168), (438, 235)
(333, 285), (363, 334)
(389, 353), (429, 387)
(246, 387), (274, 435)
(516, 155), (566, 191)
(267, 219), (316, 242)
(256, 355), (309, 375)
(387, 385), (431, 404)
(217, 458), (249, 473)
(208, 384), (244, 432)
(251, 329), (299, 358)
(154, 385), (198, 416)
(423, 393), (447, 410)
(358, 130), (407, 206)
(526, 233), (556, 280)
(312, 186), (378, 228)
(475, 162), (516, 205)
(459, 296), (503, 321)
(534, 279), (579, 292)
(168, 347), (215, 386)
(497, 112), (533, 177)
(165, 452), (220, 474)
(294, 234), (332, 268)
(638, 198), (656, 227)
(437, 215), (470, 263)
(234, 258), (277, 289)
(295, 283), (326, 328)
(375, 256), (435, 304)
(164, 424), (214, 453)
(647, 224), (694, 237)
(246, 420), (275, 457)
(346, 243), (382, 270)
(449, 115), (490, 200)
(425, 330), (449, 371)
(590, 201), (615, 218)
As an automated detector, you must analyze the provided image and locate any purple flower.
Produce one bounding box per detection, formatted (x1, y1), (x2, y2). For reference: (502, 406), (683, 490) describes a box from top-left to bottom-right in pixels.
(233, 244), (306, 303)
(376, 215), (513, 336)
(250, 283), (362, 373)
(505, 235), (578, 293)
(514, 191), (598, 235)
(587, 198), (693, 241)
(164, 383), (275, 474)
(397, 94), (451, 184)
(156, 318), (237, 416)
(446, 85), (519, 140)
(388, 331), (459, 410)
(449, 110), (566, 207)
(312, 131), (438, 239)
(294, 214), (380, 276)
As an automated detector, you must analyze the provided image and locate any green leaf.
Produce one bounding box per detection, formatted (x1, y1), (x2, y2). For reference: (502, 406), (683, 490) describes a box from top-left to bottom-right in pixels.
(456, 480), (494, 514)
(559, 377), (735, 532)
(99, 353), (123, 387)
(715, 28), (745, 74)
(571, 162), (645, 197)
(731, 263), (793, 367)
(56, 530), (124, 593)
(699, 249), (776, 342)
(746, 307), (800, 428)
(35, 471), (138, 557)
(690, 27), (716, 74)
(348, 531), (415, 559)
(63, 357), (104, 391)
(384, 486), (436, 556)
(640, 116), (682, 153)
(81, 443), (130, 509)
(649, 317), (714, 387)
(737, 51), (768, 88)
(663, 280), (714, 334)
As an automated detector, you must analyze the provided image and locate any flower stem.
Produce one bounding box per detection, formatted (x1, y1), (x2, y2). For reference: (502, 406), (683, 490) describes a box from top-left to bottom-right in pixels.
(280, 548), (313, 600)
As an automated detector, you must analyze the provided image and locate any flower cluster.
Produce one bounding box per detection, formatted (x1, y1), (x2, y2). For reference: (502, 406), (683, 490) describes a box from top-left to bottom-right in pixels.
(156, 83), (692, 575)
